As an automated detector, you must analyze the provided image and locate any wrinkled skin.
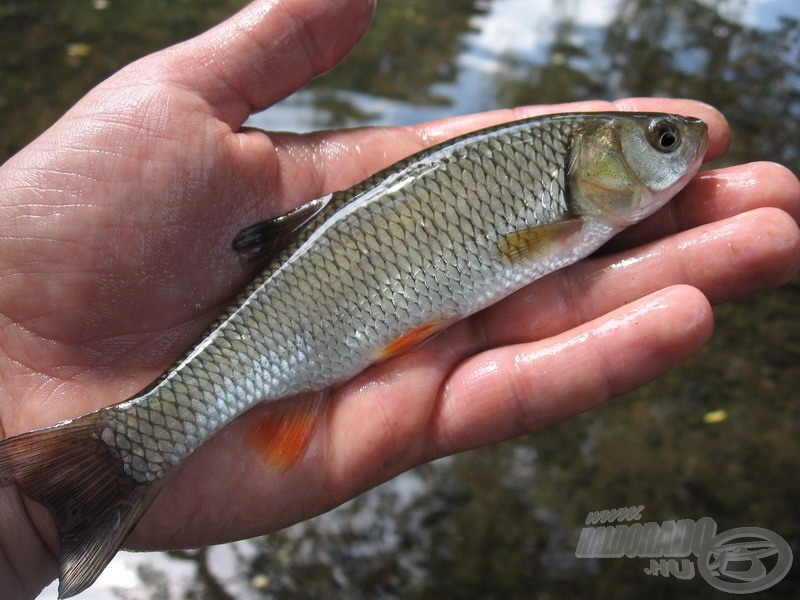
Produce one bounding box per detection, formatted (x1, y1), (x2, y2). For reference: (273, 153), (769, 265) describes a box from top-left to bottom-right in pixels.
(0, 0), (798, 597)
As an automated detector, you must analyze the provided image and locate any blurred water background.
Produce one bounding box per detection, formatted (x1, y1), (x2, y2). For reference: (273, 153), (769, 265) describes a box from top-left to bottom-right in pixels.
(1, 0), (798, 598)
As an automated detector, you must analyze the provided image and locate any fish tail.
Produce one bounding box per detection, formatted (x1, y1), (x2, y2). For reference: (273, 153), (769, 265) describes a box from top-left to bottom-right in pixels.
(0, 413), (165, 598)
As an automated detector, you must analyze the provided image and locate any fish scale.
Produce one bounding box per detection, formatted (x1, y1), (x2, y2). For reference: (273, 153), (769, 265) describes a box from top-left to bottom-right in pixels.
(0, 111), (708, 597)
(102, 117), (585, 481)
(101, 115), (583, 484)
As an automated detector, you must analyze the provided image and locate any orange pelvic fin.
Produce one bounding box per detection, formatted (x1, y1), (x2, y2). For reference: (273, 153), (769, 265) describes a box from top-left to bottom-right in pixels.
(376, 319), (449, 361)
(245, 391), (327, 472)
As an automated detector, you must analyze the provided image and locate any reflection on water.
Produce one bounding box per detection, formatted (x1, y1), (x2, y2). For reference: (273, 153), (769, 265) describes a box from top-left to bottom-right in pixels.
(1, 0), (797, 598)
(251, 0), (800, 177)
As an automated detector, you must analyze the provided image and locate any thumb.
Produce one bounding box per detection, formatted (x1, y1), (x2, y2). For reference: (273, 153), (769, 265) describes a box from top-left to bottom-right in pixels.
(127, 0), (376, 129)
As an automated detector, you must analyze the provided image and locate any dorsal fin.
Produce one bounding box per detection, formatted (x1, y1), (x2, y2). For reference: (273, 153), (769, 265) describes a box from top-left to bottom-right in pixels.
(232, 194), (332, 262)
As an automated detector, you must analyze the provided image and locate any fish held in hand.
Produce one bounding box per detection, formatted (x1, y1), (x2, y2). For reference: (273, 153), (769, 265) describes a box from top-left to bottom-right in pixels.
(0, 112), (707, 597)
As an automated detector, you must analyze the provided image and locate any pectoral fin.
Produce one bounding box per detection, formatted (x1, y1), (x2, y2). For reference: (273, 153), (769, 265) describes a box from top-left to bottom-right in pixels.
(232, 194), (332, 262)
(498, 217), (584, 261)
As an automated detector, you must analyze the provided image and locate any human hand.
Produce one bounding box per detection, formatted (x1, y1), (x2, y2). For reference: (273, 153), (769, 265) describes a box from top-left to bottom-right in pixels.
(1, 0), (798, 597)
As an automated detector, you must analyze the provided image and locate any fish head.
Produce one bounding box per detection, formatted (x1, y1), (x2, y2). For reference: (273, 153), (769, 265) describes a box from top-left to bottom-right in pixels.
(567, 113), (708, 226)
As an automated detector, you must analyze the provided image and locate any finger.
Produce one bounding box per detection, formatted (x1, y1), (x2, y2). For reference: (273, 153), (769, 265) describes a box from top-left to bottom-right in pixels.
(427, 285), (713, 457)
(141, 0), (376, 127)
(470, 206), (800, 350)
(0, 487), (58, 597)
(263, 98), (729, 214)
(414, 97), (729, 161)
(327, 204), (798, 464)
(130, 287), (711, 549)
(610, 161), (800, 250)
(346, 204), (800, 418)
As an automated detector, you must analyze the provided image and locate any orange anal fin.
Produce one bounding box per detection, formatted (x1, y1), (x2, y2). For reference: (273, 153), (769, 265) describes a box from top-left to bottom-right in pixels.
(376, 320), (449, 361)
(245, 391), (327, 472)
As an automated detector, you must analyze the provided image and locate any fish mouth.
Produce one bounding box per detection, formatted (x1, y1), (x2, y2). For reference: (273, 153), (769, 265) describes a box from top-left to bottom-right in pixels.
(691, 119), (710, 162)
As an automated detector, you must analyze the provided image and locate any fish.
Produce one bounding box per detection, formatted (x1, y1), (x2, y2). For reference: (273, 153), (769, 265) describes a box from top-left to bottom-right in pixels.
(0, 111), (708, 597)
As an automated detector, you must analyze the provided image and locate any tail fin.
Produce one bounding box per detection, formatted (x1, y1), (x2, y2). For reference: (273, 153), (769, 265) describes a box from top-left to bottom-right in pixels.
(0, 414), (166, 598)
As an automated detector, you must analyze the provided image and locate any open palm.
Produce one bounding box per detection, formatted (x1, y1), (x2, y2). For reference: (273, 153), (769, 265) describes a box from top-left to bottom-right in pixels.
(1, 0), (798, 596)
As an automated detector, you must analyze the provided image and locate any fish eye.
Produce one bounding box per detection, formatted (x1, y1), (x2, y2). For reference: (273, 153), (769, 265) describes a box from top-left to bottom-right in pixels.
(648, 119), (681, 153)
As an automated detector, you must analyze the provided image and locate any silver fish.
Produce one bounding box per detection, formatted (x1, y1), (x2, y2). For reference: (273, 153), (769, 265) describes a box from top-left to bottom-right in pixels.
(0, 112), (707, 597)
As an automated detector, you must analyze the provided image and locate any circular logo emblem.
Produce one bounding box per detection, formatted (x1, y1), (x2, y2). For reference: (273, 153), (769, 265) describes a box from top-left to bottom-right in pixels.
(697, 527), (793, 594)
